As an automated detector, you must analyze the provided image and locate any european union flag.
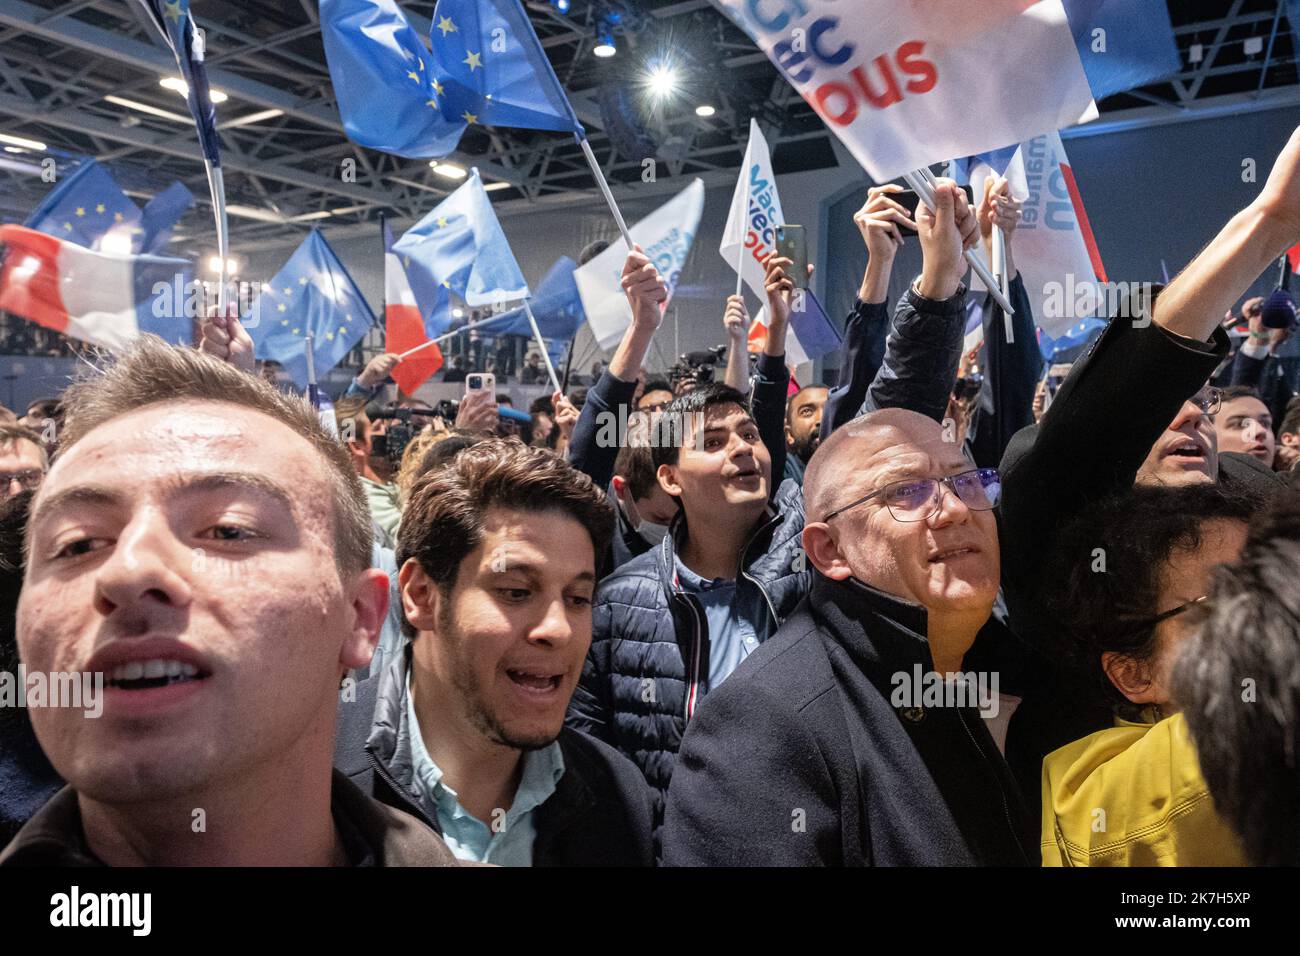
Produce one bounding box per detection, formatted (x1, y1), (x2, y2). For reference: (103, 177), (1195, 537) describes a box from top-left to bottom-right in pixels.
(321, 0), (581, 159)
(244, 230), (375, 390)
(393, 169), (528, 308)
(427, 0), (582, 135)
(1061, 0), (1181, 100)
(475, 256), (584, 340)
(138, 180), (195, 254)
(320, 0), (466, 158)
(25, 161), (142, 253)
(133, 0), (222, 166)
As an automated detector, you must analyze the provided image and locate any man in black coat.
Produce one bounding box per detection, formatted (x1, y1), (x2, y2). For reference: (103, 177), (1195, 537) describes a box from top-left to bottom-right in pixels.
(335, 438), (654, 866)
(662, 406), (1033, 865)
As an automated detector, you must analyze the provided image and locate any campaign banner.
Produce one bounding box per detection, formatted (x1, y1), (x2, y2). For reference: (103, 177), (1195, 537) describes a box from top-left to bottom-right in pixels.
(712, 0), (1097, 182)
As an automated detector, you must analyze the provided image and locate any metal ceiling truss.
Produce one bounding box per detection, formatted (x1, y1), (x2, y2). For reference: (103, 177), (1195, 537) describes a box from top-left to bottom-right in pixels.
(0, 0), (1294, 257)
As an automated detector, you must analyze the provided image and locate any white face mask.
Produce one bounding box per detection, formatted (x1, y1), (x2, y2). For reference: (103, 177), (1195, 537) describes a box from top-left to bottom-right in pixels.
(636, 520), (670, 546)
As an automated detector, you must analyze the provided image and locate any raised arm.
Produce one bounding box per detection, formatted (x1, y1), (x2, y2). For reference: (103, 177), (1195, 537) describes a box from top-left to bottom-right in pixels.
(722, 295), (752, 394)
(968, 177), (1041, 468)
(862, 179), (979, 423)
(822, 185), (910, 439)
(751, 251), (798, 491)
(567, 246), (667, 488)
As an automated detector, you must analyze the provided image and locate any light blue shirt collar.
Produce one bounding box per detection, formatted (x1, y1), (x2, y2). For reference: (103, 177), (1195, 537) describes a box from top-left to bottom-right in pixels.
(404, 675), (564, 865)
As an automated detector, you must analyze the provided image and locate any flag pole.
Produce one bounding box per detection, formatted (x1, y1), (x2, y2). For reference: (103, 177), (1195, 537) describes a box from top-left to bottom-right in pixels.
(397, 312), (517, 361)
(522, 300), (562, 394)
(305, 331), (319, 409)
(205, 161), (230, 318)
(735, 140), (751, 298)
(907, 167), (1014, 315)
(577, 135), (634, 251)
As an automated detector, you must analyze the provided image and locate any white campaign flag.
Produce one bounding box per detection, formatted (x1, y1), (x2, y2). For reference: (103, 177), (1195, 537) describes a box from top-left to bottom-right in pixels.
(720, 119), (784, 299)
(575, 179), (706, 350)
(713, 0), (1097, 182)
(966, 130), (1105, 338)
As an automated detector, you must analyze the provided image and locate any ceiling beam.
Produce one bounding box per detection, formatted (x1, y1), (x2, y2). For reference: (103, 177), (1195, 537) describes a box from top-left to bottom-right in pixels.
(0, 90), (398, 208)
(0, 0), (524, 186)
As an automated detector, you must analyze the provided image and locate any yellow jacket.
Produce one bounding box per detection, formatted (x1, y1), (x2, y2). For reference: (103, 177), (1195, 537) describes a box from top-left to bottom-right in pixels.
(1040, 711), (1245, 866)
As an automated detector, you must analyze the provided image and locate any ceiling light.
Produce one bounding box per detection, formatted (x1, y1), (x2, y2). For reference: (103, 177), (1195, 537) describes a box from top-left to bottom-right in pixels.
(226, 204), (288, 224)
(104, 95), (192, 124)
(161, 76), (227, 103)
(593, 35), (616, 58)
(483, 182), (512, 192)
(452, 307), (465, 318)
(0, 132), (47, 151)
(646, 63), (679, 100)
(207, 256), (238, 275)
(290, 210), (333, 222)
(3, 146), (25, 154)
(554, 0), (570, 11)
(695, 104), (716, 117)
(430, 161), (467, 179)
(218, 108), (284, 130)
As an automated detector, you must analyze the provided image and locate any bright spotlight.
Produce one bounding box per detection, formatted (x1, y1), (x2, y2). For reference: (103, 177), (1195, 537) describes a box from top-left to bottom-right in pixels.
(593, 33), (616, 58)
(646, 63), (679, 100)
(695, 104), (716, 117)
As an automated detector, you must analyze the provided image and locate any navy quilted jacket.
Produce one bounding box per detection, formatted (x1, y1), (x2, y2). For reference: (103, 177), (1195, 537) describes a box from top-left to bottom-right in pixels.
(566, 477), (809, 823)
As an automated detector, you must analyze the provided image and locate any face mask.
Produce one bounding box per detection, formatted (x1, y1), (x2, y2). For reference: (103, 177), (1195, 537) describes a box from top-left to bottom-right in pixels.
(636, 520), (670, 546)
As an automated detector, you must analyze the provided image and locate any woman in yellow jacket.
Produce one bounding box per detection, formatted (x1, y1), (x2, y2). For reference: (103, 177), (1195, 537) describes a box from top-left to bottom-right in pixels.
(1038, 485), (1252, 867)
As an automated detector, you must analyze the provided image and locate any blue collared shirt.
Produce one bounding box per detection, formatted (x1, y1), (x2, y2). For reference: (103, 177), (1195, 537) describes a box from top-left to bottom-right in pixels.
(674, 556), (763, 693)
(404, 680), (565, 866)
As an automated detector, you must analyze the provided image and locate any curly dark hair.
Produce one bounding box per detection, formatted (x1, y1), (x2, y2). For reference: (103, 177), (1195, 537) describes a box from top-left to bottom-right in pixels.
(1044, 483), (1259, 719)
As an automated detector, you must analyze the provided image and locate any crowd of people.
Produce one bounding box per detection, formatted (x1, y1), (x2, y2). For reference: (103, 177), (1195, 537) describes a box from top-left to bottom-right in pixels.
(1, 125), (1299, 869)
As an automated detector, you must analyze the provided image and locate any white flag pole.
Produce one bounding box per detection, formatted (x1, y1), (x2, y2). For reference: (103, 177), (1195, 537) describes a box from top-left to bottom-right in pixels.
(578, 135), (634, 251)
(908, 168), (1014, 315)
(522, 300), (562, 394)
(735, 142), (751, 298)
(993, 224), (1013, 342)
(396, 311), (526, 362)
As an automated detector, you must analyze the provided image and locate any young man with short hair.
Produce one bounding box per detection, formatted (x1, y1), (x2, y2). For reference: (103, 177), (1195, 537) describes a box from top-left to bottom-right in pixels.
(335, 439), (654, 866)
(1, 337), (459, 866)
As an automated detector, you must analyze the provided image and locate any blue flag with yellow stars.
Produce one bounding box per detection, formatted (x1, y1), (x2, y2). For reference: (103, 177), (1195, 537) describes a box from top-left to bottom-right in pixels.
(243, 230), (376, 390)
(133, 0), (222, 166)
(321, 0), (581, 159)
(25, 160), (194, 255)
(25, 161), (144, 253)
(393, 168), (529, 308)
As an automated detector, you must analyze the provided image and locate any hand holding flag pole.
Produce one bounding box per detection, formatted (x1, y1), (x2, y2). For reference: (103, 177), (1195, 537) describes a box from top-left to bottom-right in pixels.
(907, 167), (1014, 315)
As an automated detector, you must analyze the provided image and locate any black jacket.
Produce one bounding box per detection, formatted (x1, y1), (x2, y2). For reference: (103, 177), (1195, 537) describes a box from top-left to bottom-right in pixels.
(661, 572), (1034, 866)
(335, 646), (655, 867)
(0, 771), (464, 867)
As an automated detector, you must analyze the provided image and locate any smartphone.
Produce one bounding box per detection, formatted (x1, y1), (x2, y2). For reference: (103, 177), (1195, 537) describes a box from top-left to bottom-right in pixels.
(465, 372), (495, 394)
(775, 224), (808, 289)
(893, 185), (976, 235)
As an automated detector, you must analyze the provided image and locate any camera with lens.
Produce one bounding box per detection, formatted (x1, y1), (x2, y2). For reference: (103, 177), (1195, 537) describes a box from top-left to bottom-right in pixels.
(669, 345), (729, 390)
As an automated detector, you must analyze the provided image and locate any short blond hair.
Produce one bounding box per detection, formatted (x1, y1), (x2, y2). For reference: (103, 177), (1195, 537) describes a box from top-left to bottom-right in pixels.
(56, 336), (372, 574)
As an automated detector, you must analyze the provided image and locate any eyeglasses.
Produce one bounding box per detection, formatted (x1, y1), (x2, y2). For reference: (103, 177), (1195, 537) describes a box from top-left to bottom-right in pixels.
(1115, 595), (1209, 635)
(1191, 386), (1221, 416)
(0, 469), (41, 492)
(823, 467), (1001, 523)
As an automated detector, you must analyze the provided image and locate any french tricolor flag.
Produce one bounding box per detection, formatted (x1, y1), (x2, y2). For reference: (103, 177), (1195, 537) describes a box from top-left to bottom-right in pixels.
(383, 219), (443, 395)
(0, 224), (189, 351)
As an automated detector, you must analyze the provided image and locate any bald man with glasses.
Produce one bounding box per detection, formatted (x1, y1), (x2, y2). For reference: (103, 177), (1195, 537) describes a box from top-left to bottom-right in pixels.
(661, 407), (1034, 866)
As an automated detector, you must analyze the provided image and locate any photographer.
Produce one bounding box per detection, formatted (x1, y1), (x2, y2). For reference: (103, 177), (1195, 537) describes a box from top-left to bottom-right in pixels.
(335, 396), (402, 549)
